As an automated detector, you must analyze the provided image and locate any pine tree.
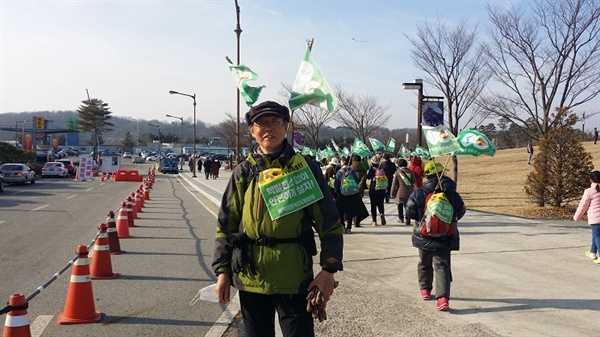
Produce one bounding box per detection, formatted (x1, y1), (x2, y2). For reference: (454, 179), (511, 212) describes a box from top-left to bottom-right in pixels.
(524, 108), (593, 207)
(77, 98), (114, 160)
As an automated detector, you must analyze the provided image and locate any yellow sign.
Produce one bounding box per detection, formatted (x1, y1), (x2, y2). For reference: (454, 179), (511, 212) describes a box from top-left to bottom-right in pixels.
(36, 117), (45, 129)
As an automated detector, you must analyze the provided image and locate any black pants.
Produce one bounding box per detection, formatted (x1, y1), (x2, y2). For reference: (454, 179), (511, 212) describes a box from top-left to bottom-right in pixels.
(369, 192), (386, 221)
(418, 248), (452, 299)
(240, 291), (314, 337)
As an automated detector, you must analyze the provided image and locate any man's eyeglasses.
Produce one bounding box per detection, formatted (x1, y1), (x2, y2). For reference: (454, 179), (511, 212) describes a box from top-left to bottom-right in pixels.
(253, 120), (286, 130)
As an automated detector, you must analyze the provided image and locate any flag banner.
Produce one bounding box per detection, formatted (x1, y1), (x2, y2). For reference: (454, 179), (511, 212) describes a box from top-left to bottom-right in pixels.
(453, 130), (497, 157)
(351, 138), (372, 157)
(288, 47), (338, 112)
(368, 138), (386, 151)
(422, 101), (444, 126)
(399, 145), (411, 158)
(324, 146), (336, 158)
(422, 125), (461, 157)
(226, 56), (265, 106)
(385, 137), (396, 153)
(342, 147), (350, 156)
(413, 145), (431, 160)
(331, 139), (343, 155)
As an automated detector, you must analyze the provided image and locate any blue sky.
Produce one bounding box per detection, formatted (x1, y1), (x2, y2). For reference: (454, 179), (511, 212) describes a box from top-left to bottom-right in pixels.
(5, 0), (596, 131)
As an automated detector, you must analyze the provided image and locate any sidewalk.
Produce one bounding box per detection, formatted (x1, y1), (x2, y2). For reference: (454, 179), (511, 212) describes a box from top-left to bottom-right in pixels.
(178, 167), (600, 337)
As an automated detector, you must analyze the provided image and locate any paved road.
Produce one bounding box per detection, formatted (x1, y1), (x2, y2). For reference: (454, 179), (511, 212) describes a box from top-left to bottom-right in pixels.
(178, 168), (600, 337)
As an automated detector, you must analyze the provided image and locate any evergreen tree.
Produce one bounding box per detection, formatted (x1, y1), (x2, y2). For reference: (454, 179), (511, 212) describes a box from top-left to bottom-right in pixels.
(525, 108), (593, 207)
(122, 131), (135, 151)
(77, 98), (114, 159)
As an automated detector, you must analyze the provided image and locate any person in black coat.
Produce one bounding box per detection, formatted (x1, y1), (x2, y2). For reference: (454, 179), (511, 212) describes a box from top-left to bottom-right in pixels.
(406, 162), (465, 312)
(381, 153), (397, 203)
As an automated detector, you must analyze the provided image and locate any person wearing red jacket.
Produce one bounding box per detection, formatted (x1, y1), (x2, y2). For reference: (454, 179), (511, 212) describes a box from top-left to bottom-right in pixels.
(408, 156), (424, 188)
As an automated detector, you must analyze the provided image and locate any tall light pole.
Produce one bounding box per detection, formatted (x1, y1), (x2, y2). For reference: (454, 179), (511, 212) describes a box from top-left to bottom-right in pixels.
(402, 79), (424, 147)
(169, 90), (197, 177)
(14, 120), (28, 147)
(234, 0), (243, 164)
(147, 123), (161, 157)
(166, 114), (184, 170)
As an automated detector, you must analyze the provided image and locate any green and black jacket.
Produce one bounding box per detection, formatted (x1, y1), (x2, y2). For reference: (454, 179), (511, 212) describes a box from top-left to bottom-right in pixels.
(212, 141), (344, 295)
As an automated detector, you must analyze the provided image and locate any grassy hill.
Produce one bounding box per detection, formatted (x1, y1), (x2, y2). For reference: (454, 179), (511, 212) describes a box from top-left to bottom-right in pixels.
(440, 140), (600, 219)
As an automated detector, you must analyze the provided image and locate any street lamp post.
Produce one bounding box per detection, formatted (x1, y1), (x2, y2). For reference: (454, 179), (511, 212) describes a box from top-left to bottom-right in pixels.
(14, 120), (28, 147)
(169, 90), (197, 177)
(166, 114), (184, 170)
(147, 123), (161, 157)
(234, 0), (243, 164)
(402, 79), (424, 147)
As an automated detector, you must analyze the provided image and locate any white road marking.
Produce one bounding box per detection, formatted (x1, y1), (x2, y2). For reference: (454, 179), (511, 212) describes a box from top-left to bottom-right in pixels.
(30, 315), (53, 337)
(0, 221), (5, 224)
(32, 205), (49, 211)
(85, 188), (93, 192)
(66, 194), (78, 200)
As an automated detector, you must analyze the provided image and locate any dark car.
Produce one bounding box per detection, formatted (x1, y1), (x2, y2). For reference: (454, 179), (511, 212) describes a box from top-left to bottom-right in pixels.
(0, 172), (4, 192)
(160, 158), (179, 174)
(0, 163), (36, 185)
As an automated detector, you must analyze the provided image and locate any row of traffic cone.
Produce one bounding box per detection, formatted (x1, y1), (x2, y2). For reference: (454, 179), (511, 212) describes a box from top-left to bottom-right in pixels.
(2, 171), (158, 335)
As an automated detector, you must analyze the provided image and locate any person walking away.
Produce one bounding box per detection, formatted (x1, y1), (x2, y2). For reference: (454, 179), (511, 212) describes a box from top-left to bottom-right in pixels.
(203, 158), (212, 180)
(408, 156), (424, 188)
(197, 158), (203, 174)
(334, 157), (369, 233)
(594, 127), (598, 145)
(527, 140), (534, 165)
(573, 170), (600, 264)
(381, 153), (396, 203)
(212, 101), (344, 337)
(406, 162), (465, 311)
(211, 159), (221, 179)
(350, 155), (368, 227)
(390, 159), (416, 225)
(324, 157), (340, 196)
(366, 155), (387, 226)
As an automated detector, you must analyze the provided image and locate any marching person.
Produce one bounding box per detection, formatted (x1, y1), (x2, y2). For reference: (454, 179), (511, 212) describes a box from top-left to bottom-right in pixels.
(334, 156), (369, 234)
(390, 158), (416, 225)
(406, 162), (465, 311)
(212, 101), (344, 337)
(527, 140), (534, 165)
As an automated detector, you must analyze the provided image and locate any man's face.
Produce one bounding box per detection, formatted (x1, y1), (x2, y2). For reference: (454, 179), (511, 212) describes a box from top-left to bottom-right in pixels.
(249, 114), (288, 153)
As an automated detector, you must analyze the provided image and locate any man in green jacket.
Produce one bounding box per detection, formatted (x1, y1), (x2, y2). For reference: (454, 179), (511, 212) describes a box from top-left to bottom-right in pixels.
(212, 101), (344, 337)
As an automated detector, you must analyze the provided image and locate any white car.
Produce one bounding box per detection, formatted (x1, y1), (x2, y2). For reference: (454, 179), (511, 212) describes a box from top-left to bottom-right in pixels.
(42, 162), (68, 178)
(122, 152), (132, 158)
(133, 156), (145, 163)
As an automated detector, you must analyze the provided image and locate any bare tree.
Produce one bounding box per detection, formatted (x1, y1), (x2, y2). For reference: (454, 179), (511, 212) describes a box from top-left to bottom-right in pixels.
(405, 17), (490, 183)
(215, 112), (251, 154)
(334, 88), (390, 145)
(278, 83), (337, 148)
(480, 0), (600, 139)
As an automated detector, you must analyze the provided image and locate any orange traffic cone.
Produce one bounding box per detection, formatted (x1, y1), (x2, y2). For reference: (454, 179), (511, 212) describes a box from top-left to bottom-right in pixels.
(137, 187), (145, 208)
(105, 211), (122, 254)
(58, 245), (102, 324)
(143, 186), (150, 201)
(3, 294), (31, 337)
(90, 223), (117, 279)
(100, 173), (105, 182)
(129, 193), (138, 219)
(126, 198), (136, 227)
(115, 202), (132, 238)
(135, 190), (143, 213)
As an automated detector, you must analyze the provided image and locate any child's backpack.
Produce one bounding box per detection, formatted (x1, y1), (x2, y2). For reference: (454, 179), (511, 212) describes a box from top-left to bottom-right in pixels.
(418, 190), (456, 237)
(374, 167), (388, 190)
(340, 169), (359, 196)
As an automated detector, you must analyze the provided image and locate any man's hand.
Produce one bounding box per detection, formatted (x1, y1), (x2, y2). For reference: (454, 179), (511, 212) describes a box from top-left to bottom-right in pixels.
(215, 273), (231, 303)
(307, 270), (335, 303)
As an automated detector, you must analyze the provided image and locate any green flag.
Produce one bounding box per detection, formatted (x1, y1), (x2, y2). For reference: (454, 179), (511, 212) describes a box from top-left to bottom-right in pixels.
(423, 125), (462, 157)
(454, 130), (497, 157)
(385, 137), (396, 153)
(325, 146), (336, 158)
(226, 56), (265, 106)
(342, 147), (350, 156)
(289, 47), (338, 112)
(351, 138), (372, 157)
(368, 138), (385, 151)
(414, 145), (431, 160)
(330, 139), (343, 155)
(399, 145), (411, 158)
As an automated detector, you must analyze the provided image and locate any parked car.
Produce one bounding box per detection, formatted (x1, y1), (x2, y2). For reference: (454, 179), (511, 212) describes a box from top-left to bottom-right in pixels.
(65, 148), (80, 156)
(0, 172), (4, 192)
(0, 163), (36, 185)
(122, 152), (132, 158)
(133, 156), (145, 163)
(41, 162), (68, 178)
(56, 159), (77, 176)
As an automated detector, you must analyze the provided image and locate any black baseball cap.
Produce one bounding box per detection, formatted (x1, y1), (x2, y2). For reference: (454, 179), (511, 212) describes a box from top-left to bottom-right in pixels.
(245, 101), (290, 125)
